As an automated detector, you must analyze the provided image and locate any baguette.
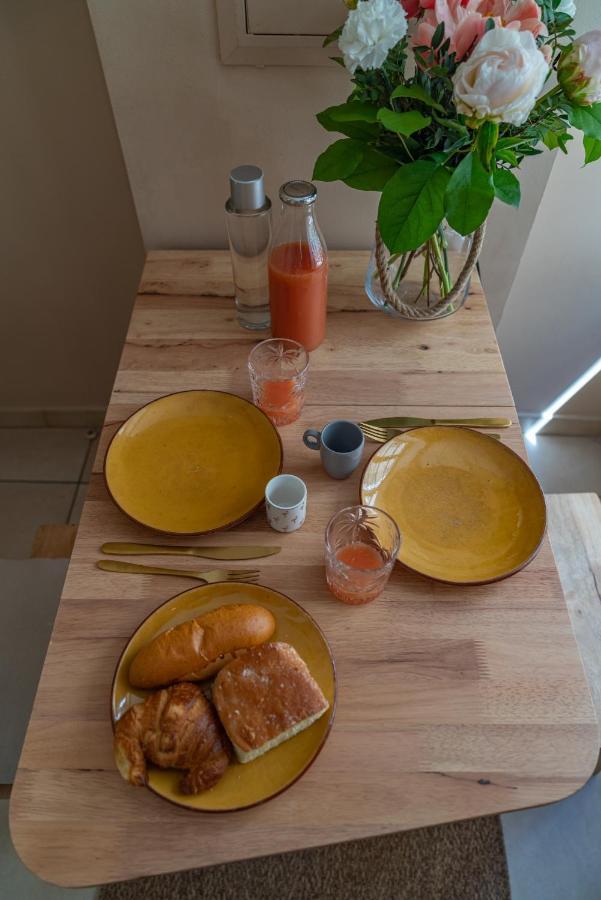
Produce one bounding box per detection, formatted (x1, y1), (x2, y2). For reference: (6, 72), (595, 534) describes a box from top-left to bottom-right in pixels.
(128, 603), (276, 689)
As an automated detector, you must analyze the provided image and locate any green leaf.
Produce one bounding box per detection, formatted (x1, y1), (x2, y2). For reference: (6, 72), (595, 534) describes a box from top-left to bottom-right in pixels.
(329, 101), (379, 123)
(493, 168), (521, 207)
(541, 129), (572, 153)
(497, 136), (529, 150)
(317, 106), (378, 141)
(378, 160), (450, 253)
(390, 84), (445, 113)
(343, 148), (398, 191)
(583, 135), (601, 165)
(431, 22), (445, 49)
(431, 112), (468, 136)
(377, 108), (431, 136)
(323, 26), (342, 48)
(445, 152), (494, 235)
(542, 129), (561, 150)
(567, 103), (601, 140)
(312, 139), (364, 183)
(497, 149), (519, 166)
(477, 121), (499, 172)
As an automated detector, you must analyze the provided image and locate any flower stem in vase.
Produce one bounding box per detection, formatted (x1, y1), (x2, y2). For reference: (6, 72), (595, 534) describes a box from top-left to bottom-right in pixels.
(431, 231), (452, 298)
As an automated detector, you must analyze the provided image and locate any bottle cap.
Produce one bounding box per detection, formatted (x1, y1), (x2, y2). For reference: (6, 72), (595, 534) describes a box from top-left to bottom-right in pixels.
(279, 180), (317, 206)
(229, 165), (266, 212)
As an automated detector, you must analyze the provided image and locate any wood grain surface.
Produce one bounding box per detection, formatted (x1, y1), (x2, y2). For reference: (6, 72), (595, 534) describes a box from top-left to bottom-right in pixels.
(547, 493), (601, 728)
(10, 251), (599, 887)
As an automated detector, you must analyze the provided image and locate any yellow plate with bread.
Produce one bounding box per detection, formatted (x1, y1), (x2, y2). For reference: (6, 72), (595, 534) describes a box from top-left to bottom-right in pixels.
(361, 426), (546, 585)
(104, 390), (283, 534)
(111, 582), (336, 811)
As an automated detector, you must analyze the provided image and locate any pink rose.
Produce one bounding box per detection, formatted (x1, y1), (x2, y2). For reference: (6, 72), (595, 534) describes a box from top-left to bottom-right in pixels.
(401, 0), (421, 16)
(413, 0), (546, 62)
(415, 0), (488, 61)
(401, 0), (434, 15)
(480, 0), (547, 39)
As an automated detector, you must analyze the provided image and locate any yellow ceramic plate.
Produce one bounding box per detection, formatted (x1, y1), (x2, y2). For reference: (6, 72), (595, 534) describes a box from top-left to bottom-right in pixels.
(361, 426), (546, 585)
(111, 582), (336, 811)
(104, 390), (282, 534)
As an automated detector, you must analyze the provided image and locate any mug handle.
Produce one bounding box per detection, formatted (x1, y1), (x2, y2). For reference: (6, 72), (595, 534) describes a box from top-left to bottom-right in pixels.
(303, 429), (321, 450)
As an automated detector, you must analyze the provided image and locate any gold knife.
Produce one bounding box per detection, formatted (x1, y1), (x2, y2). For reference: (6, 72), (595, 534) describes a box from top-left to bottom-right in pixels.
(101, 542), (281, 560)
(361, 416), (512, 428)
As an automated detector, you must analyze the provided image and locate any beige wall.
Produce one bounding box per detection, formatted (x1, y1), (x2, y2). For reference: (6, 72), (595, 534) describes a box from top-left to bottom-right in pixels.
(87, 0), (378, 250)
(1, 0), (144, 413)
(495, 0), (601, 415)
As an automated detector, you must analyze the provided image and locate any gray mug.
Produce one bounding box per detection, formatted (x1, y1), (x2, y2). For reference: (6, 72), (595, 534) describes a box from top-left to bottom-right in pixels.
(303, 420), (365, 480)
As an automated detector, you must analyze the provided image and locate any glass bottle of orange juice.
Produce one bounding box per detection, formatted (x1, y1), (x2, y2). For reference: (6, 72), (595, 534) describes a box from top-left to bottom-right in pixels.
(268, 181), (328, 352)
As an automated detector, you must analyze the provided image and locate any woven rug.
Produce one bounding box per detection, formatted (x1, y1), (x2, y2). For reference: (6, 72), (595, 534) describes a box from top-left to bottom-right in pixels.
(98, 815), (510, 900)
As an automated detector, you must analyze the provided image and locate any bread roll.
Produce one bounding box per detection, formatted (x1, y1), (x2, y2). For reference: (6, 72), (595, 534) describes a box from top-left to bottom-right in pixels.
(128, 603), (276, 689)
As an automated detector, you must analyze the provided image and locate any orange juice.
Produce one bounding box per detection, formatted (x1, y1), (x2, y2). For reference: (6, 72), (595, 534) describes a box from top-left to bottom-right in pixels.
(256, 378), (303, 426)
(268, 242), (328, 352)
(336, 543), (384, 569)
(327, 542), (389, 605)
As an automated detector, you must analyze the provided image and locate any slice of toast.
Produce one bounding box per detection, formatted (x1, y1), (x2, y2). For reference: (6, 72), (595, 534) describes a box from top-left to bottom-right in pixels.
(212, 642), (329, 763)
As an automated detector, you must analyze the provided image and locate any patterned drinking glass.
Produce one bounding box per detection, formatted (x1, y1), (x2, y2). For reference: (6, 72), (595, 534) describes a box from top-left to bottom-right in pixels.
(248, 338), (309, 426)
(325, 505), (401, 605)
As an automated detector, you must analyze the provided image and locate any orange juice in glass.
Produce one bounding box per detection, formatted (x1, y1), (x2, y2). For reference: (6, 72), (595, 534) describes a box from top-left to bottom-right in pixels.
(268, 181), (328, 352)
(325, 506), (400, 605)
(248, 338), (308, 426)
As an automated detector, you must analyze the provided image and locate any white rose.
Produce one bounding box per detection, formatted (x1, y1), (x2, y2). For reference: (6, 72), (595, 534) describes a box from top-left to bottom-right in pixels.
(559, 30), (601, 106)
(556, 0), (576, 17)
(453, 28), (550, 127)
(339, 0), (408, 74)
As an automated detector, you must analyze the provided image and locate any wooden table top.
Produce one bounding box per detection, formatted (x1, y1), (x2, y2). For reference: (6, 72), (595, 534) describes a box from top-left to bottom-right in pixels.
(11, 251), (599, 887)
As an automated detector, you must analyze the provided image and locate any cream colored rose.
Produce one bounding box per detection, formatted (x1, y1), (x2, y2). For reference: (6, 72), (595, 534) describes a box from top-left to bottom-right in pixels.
(559, 30), (601, 107)
(453, 28), (549, 126)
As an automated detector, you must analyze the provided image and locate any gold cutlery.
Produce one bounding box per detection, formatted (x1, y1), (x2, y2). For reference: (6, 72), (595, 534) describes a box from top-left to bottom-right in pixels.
(101, 541), (281, 560)
(360, 423), (501, 443)
(97, 560), (260, 584)
(360, 416), (512, 429)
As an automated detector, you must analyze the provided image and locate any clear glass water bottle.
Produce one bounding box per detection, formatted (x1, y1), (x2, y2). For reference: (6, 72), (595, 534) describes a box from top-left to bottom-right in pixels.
(225, 165), (271, 330)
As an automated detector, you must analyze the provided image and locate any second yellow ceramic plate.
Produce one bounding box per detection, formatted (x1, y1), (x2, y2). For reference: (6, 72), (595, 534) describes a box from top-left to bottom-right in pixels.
(112, 582), (336, 811)
(361, 426), (546, 585)
(104, 390), (282, 534)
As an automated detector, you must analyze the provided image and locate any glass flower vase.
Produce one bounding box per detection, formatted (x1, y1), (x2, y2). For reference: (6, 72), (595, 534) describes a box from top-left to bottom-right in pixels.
(365, 221), (475, 321)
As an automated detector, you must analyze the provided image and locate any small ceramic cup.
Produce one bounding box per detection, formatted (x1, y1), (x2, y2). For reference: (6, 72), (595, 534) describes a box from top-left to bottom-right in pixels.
(265, 474), (307, 533)
(303, 420), (365, 480)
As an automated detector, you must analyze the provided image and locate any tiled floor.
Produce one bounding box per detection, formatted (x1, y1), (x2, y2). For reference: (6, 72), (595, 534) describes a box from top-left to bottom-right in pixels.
(0, 425), (599, 898)
(0, 428), (97, 558)
(0, 426), (100, 896)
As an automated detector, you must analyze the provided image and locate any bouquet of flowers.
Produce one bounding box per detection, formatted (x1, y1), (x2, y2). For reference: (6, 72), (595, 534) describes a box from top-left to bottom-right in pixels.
(313, 0), (601, 318)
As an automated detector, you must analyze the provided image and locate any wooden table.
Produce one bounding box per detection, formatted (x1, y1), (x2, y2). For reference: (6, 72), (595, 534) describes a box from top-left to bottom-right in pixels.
(11, 251), (599, 887)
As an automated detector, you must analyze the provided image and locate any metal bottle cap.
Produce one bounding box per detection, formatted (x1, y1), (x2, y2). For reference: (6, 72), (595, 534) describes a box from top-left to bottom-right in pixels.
(279, 180), (318, 206)
(229, 165), (266, 212)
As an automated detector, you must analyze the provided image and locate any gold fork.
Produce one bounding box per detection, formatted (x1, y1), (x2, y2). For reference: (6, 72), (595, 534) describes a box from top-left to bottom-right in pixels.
(360, 423), (502, 443)
(96, 559), (260, 584)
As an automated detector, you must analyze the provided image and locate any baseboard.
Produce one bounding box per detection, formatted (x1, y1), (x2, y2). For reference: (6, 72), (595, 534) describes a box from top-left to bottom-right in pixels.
(0, 407), (105, 428)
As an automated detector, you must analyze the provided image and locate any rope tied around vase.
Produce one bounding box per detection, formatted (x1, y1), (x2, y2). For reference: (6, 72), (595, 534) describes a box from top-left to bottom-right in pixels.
(374, 222), (487, 320)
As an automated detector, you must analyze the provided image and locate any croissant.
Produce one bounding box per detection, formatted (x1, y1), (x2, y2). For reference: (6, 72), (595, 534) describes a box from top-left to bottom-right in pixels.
(114, 682), (230, 794)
